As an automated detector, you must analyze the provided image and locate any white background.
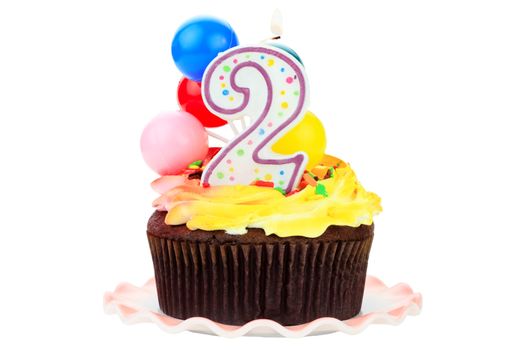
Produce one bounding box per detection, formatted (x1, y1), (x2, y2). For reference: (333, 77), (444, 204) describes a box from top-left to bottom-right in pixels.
(1, 0), (524, 348)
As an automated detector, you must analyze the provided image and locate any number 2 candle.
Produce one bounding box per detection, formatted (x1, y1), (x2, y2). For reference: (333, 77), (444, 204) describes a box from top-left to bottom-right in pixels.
(201, 45), (310, 193)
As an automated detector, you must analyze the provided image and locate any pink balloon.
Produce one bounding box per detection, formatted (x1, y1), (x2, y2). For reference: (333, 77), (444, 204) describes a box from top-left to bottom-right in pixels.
(140, 111), (209, 175)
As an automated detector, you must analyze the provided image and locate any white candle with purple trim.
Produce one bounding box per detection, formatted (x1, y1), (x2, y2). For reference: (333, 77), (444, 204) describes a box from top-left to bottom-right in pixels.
(201, 45), (309, 193)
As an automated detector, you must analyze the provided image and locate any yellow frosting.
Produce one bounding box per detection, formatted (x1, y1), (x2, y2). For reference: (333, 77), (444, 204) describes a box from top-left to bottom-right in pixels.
(157, 160), (381, 238)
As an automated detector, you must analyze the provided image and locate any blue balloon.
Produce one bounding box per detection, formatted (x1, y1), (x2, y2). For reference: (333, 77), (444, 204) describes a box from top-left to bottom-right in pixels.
(171, 17), (239, 82)
(269, 43), (303, 65)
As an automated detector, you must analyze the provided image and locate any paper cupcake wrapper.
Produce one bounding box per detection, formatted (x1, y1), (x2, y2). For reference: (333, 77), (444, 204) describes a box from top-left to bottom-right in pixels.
(103, 276), (422, 337)
(148, 233), (373, 326)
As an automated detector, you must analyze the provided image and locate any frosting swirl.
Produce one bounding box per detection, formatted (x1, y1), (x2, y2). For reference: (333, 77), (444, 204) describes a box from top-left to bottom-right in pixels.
(152, 157), (381, 238)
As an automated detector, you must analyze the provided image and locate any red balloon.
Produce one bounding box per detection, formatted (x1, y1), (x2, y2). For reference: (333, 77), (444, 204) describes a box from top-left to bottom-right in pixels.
(177, 77), (227, 128)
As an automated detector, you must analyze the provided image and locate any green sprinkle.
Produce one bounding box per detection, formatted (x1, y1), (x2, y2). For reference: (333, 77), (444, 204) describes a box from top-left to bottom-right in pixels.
(236, 149), (245, 156)
(245, 54), (251, 59)
(274, 187), (286, 195)
(278, 180), (285, 185)
(223, 65), (231, 72)
(255, 177), (260, 181)
(293, 90), (299, 96)
(278, 112), (283, 117)
(189, 160), (203, 167)
(329, 166), (335, 178)
(217, 172), (224, 179)
(315, 183), (329, 197)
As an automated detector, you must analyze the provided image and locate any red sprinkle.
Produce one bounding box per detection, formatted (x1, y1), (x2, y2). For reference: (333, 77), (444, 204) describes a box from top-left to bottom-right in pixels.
(286, 189), (300, 197)
(253, 180), (274, 188)
(298, 180), (309, 189)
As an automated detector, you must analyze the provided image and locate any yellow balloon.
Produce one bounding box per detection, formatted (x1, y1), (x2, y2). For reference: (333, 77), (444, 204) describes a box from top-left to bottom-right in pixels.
(272, 111), (327, 170)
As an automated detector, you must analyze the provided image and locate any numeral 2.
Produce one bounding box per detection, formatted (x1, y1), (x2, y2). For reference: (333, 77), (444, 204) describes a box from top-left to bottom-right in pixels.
(201, 46), (309, 193)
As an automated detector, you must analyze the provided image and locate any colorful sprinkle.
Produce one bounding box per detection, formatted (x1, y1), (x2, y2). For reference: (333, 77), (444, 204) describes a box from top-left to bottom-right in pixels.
(278, 112), (284, 117)
(219, 75), (224, 80)
(274, 187), (286, 195)
(286, 189), (299, 197)
(298, 180), (308, 190)
(253, 180), (273, 188)
(279, 180), (285, 185)
(267, 122), (273, 127)
(311, 166), (329, 179)
(236, 149), (245, 156)
(315, 183), (329, 197)
(247, 140), (253, 145)
(258, 128), (265, 135)
(233, 58), (238, 64)
(280, 67), (285, 73)
(222, 89), (229, 96)
(245, 54), (251, 59)
(254, 168), (260, 174)
(286, 77), (293, 84)
(223, 65), (231, 72)
(229, 167), (234, 172)
(264, 173), (273, 181)
(220, 83), (226, 88)
(226, 159), (232, 164)
(260, 55), (265, 59)
(229, 176), (235, 181)
(229, 96), (234, 101)
(280, 90), (286, 95)
(281, 102), (288, 109)
(279, 170), (285, 175)
(294, 90), (300, 96)
(302, 173), (317, 187)
(268, 59), (275, 67)
(217, 172), (224, 179)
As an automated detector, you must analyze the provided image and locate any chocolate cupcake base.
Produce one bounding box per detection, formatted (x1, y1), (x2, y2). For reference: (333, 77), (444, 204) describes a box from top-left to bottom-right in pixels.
(147, 211), (374, 326)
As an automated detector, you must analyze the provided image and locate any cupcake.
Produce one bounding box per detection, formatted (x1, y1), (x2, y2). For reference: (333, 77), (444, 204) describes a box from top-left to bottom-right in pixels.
(141, 17), (381, 326)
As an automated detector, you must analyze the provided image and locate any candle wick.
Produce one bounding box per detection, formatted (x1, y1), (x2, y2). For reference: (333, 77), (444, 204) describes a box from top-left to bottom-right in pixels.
(271, 36), (281, 40)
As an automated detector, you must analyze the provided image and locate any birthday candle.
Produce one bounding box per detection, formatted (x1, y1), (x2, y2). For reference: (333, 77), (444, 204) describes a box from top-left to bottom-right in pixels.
(201, 45), (309, 193)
